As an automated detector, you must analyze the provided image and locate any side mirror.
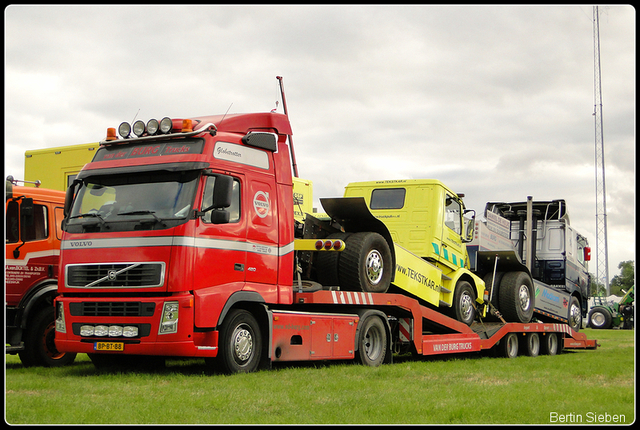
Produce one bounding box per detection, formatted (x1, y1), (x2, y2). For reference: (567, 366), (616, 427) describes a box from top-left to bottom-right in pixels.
(199, 174), (234, 224)
(462, 209), (476, 243)
(64, 179), (82, 217)
(20, 198), (34, 228)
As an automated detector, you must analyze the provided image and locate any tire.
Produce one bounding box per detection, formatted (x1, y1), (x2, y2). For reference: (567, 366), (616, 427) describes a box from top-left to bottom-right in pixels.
(356, 315), (388, 367)
(449, 281), (476, 326)
(499, 271), (534, 323)
(215, 309), (262, 374)
(499, 332), (519, 358)
(541, 332), (559, 356)
(18, 306), (77, 367)
(520, 332), (540, 357)
(339, 232), (392, 293)
(567, 296), (582, 332)
(316, 233), (350, 288)
(588, 307), (612, 329)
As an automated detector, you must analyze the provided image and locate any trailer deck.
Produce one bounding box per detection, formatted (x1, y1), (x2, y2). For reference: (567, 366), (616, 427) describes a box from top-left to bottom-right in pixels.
(293, 289), (598, 358)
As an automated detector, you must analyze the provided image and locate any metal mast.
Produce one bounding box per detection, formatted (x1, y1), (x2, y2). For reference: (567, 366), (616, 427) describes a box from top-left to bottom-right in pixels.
(593, 6), (610, 295)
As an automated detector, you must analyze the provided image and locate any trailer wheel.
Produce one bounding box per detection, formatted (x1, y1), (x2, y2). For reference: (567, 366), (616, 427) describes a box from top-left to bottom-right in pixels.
(499, 332), (519, 358)
(450, 281), (476, 326)
(18, 306), (77, 367)
(339, 232), (392, 293)
(356, 315), (388, 367)
(588, 306), (612, 329)
(499, 271), (534, 323)
(215, 309), (262, 374)
(520, 332), (540, 357)
(568, 296), (582, 332)
(541, 332), (559, 355)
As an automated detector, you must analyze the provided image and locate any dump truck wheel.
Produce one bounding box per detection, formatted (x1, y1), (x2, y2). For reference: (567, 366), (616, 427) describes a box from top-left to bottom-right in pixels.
(588, 307), (612, 329)
(356, 315), (388, 367)
(499, 271), (534, 323)
(450, 281), (476, 326)
(215, 309), (262, 374)
(339, 232), (392, 293)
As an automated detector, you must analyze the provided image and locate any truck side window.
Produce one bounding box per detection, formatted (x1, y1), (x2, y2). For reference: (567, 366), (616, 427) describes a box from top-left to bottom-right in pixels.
(445, 196), (462, 235)
(21, 204), (49, 242)
(370, 188), (406, 209)
(6, 201), (19, 243)
(202, 176), (241, 223)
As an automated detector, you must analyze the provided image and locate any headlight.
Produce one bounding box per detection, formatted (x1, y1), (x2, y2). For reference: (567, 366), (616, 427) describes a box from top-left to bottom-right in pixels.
(94, 325), (109, 337)
(159, 301), (179, 334)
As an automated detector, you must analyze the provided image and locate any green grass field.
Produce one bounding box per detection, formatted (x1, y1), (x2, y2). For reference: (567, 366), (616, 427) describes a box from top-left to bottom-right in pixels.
(5, 328), (635, 425)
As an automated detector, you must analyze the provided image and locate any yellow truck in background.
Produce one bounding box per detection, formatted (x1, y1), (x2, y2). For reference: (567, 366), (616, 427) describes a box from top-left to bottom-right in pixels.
(24, 143), (99, 191)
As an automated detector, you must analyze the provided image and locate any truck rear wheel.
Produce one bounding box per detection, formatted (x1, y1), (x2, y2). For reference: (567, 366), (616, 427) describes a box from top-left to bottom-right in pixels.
(19, 306), (77, 367)
(339, 232), (392, 294)
(356, 315), (388, 367)
(588, 306), (612, 329)
(450, 281), (476, 326)
(499, 271), (534, 323)
(215, 309), (262, 374)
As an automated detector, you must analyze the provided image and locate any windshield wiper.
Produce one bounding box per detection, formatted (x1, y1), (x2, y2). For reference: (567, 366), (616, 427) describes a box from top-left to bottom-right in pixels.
(118, 210), (165, 225)
(68, 212), (108, 229)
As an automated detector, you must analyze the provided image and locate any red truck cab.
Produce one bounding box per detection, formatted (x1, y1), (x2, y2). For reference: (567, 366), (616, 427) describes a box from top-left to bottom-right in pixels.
(54, 113), (295, 369)
(6, 178), (76, 366)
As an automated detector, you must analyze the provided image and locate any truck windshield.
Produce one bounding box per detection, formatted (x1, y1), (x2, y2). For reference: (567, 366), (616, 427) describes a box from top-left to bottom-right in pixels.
(65, 170), (199, 233)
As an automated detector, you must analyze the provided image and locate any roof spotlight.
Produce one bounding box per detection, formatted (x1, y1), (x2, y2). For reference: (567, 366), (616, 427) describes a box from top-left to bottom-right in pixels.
(133, 120), (146, 137)
(159, 117), (173, 134)
(146, 118), (159, 135)
(118, 122), (131, 139)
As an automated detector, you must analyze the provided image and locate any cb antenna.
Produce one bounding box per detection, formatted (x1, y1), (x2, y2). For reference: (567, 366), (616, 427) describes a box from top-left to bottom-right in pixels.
(276, 76), (299, 177)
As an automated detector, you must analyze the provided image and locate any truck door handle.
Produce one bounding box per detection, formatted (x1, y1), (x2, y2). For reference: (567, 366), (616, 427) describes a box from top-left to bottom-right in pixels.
(234, 263), (244, 272)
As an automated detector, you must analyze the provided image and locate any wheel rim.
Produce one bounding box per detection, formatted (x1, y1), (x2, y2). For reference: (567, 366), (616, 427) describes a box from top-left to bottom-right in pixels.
(506, 334), (518, 357)
(518, 284), (531, 311)
(460, 291), (474, 322)
(42, 321), (65, 360)
(232, 325), (253, 363)
(569, 303), (581, 329)
(363, 323), (384, 361)
(365, 250), (384, 285)
(529, 333), (540, 355)
(591, 312), (605, 327)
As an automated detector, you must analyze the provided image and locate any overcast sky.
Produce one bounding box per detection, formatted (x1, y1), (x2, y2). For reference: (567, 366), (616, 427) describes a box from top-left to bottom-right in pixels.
(4, 5), (635, 285)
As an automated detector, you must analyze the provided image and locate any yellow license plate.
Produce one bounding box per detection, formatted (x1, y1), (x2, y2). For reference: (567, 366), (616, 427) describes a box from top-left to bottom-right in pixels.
(94, 342), (124, 352)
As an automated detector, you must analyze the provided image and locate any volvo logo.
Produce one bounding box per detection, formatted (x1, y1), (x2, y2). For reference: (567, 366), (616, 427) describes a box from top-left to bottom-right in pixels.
(107, 270), (118, 281)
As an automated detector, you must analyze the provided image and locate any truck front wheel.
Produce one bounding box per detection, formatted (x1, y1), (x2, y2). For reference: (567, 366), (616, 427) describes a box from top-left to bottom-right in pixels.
(450, 281), (476, 326)
(19, 306), (77, 367)
(215, 309), (262, 374)
(499, 271), (534, 323)
(568, 296), (582, 331)
(339, 232), (392, 294)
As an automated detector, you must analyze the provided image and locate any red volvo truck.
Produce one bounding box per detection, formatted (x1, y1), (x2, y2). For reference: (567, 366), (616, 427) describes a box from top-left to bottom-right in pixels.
(54, 84), (596, 373)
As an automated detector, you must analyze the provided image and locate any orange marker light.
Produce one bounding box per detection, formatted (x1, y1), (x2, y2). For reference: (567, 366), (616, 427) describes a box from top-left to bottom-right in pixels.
(105, 128), (118, 141)
(182, 119), (193, 133)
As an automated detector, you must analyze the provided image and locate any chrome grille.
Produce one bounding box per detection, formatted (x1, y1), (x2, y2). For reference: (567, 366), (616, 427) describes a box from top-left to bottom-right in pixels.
(66, 262), (165, 288)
